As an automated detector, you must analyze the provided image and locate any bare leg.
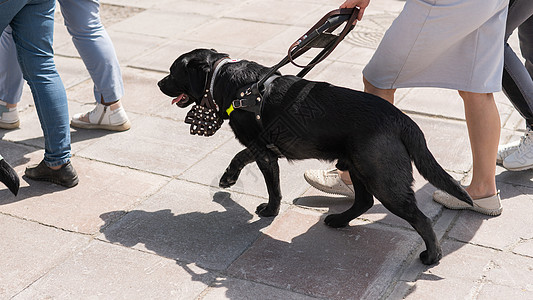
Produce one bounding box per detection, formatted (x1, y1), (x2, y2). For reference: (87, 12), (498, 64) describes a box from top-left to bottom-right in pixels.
(459, 91), (499, 199)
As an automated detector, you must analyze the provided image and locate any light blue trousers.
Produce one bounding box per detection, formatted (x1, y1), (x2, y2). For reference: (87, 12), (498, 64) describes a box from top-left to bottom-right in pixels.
(0, 0), (71, 167)
(0, 0), (124, 105)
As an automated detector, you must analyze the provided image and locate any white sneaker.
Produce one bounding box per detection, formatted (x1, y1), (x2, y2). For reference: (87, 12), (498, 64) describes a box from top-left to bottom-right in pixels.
(304, 168), (355, 197)
(0, 100), (19, 129)
(71, 102), (131, 131)
(433, 190), (502, 216)
(502, 129), (533, 171)
(497, 140), (520, 164)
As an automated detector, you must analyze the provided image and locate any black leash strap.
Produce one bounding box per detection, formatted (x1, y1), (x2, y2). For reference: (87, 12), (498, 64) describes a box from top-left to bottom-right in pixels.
(255, 7), (359, 90)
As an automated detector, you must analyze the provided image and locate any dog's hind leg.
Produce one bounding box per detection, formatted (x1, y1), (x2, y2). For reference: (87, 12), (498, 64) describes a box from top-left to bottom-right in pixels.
(219, 148), (255, 188)
(324, 174), (374, 228)
(377, 189), (442, 265)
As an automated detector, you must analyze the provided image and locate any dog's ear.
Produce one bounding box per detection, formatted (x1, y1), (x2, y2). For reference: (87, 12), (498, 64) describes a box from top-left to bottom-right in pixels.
(186, 57), (210, 98)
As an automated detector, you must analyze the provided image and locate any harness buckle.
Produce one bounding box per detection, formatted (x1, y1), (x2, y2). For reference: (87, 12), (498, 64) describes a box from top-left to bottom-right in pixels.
(232, 99), (247, 109)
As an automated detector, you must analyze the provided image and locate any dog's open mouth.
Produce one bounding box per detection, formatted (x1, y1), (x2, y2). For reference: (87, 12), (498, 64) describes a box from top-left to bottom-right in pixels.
(171, 93), (193, 108)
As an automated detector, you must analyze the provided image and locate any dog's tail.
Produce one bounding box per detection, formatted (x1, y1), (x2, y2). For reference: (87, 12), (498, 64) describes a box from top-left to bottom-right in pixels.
(400, 120), (473, 206)
(0, 157), (20, 196)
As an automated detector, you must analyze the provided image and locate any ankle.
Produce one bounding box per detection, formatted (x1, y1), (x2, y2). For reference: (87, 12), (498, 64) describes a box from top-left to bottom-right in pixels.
(101, 100), (122, 111)
(338, 170), (352, 185)
(465, 184), (497, 200)
(0, 100), (17, 109)
(48, 164), (64, 171)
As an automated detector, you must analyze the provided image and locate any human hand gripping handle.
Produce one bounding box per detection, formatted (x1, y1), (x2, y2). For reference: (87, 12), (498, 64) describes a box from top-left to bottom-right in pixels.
(340, 0), (370, 21)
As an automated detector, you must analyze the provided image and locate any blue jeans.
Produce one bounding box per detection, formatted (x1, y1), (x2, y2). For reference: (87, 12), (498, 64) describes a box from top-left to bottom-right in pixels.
(503, 0), (533, 128)
(0, 0), (71, 167)
(0, 0), (124, 105)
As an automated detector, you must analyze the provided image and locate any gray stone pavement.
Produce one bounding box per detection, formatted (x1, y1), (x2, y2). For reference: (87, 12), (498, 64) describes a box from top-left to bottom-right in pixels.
(1, 0), (532, 299)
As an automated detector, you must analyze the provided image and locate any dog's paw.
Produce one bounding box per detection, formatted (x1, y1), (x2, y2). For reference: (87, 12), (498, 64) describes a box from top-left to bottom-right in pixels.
(219, 171), (238, 188)
(419, 249), (442, 265)
(255, 203), (279, 217)
(324, 214), (350, 228)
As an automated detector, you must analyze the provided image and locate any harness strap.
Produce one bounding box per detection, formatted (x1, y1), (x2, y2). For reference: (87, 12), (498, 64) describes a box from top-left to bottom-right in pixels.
(226, 74), (280, 117)
(200, 57), (231, 110)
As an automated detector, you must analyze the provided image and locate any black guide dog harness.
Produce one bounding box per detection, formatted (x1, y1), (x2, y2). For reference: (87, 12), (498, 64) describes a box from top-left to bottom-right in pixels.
(184, 7), (359, 138)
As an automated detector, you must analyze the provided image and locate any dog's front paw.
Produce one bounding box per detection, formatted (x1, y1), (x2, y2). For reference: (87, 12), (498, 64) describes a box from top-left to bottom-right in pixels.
(219, 171), (239, 188)
(324, 214), (350, 228)
(419, 249), (442, 265)
(255, 203), (279, 217)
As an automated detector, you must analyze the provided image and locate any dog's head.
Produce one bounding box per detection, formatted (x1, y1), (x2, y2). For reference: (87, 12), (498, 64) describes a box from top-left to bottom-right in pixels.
(158, 48), (229, 108)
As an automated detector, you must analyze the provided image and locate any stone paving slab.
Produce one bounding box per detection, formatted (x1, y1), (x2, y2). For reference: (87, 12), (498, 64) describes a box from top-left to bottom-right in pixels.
(0, 153), (168, 235)
(0, 214), (90, 299)
(75, 115), (234, 177)
(226, 207), (421, 300)
(447, 182), (533, 251)
(404, 239), (533, 300)
(98, 179), (279, 271)
(111, 10), (212, 39)
(201, 277), (319, 300)
(13, 240), (215, 300)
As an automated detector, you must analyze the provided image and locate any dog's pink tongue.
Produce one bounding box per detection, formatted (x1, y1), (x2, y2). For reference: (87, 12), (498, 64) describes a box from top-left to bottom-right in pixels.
(171, 94), (185, 105)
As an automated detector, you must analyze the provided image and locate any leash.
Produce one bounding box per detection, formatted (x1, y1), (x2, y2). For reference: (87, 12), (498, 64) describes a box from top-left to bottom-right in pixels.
(186, 7), (360, 137)
(227, 7), (359, 122)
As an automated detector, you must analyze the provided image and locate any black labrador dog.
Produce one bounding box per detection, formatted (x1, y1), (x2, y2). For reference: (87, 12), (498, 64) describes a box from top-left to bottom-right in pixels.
(158, 48), (472, 265)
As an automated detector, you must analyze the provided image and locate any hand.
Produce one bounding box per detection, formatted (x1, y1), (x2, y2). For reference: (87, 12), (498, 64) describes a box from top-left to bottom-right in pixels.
(340, 0), (370, 21)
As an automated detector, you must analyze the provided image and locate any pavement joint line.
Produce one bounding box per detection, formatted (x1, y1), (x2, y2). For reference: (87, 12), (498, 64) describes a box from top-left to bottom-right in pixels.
(444, 236), (505, 254)
(401, 109), (467, 123)
(172, 136), (235, 180)
(222, 15), (311, 28)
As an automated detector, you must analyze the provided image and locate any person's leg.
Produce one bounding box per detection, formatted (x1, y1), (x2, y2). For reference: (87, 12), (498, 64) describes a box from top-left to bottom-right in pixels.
(459, 91), (500, 198)
(433, 91), (502, 215)
(10, 0), (78, 187)
(498, 0), (533, 167)
(59, 0), (130, 131)
(0, 26), (24, 105)
(59, 0), (123, 103)
(0, 27), (24, 128)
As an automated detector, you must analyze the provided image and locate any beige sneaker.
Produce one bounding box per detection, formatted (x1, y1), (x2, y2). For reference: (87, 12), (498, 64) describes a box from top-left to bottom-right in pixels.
(304, 168), (355, 197)
(71, 102), (131, 131)
(0, 100), (19, 129)
(433, 190), (502, 216)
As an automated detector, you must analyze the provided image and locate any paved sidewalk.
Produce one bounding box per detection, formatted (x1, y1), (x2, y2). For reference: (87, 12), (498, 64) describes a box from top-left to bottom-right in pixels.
(1, 0), (532, 299)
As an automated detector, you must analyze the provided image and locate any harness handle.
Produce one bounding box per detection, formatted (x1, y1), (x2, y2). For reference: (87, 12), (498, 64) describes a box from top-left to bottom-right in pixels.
(288, 8), (359, 70)
(254, 7), (359, 91)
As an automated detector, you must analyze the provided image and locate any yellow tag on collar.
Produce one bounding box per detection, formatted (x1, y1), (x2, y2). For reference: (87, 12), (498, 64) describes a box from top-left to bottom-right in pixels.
(226, 104), (235, 116)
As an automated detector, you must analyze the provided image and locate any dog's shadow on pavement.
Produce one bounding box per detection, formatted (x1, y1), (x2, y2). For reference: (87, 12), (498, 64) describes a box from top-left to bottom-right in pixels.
(98, 191), (279, 296)
(98, 189), (430, 299)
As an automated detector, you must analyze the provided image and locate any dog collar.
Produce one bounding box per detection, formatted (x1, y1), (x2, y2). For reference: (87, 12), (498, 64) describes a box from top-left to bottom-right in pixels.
(185, 57), (241, 136)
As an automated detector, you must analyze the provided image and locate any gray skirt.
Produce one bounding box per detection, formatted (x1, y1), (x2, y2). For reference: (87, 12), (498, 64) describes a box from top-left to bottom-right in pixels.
(363, 0), (509, 93)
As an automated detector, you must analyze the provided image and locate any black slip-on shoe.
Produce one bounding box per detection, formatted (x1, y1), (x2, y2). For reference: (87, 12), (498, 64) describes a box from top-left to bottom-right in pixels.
(25, 160), (79, 188)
